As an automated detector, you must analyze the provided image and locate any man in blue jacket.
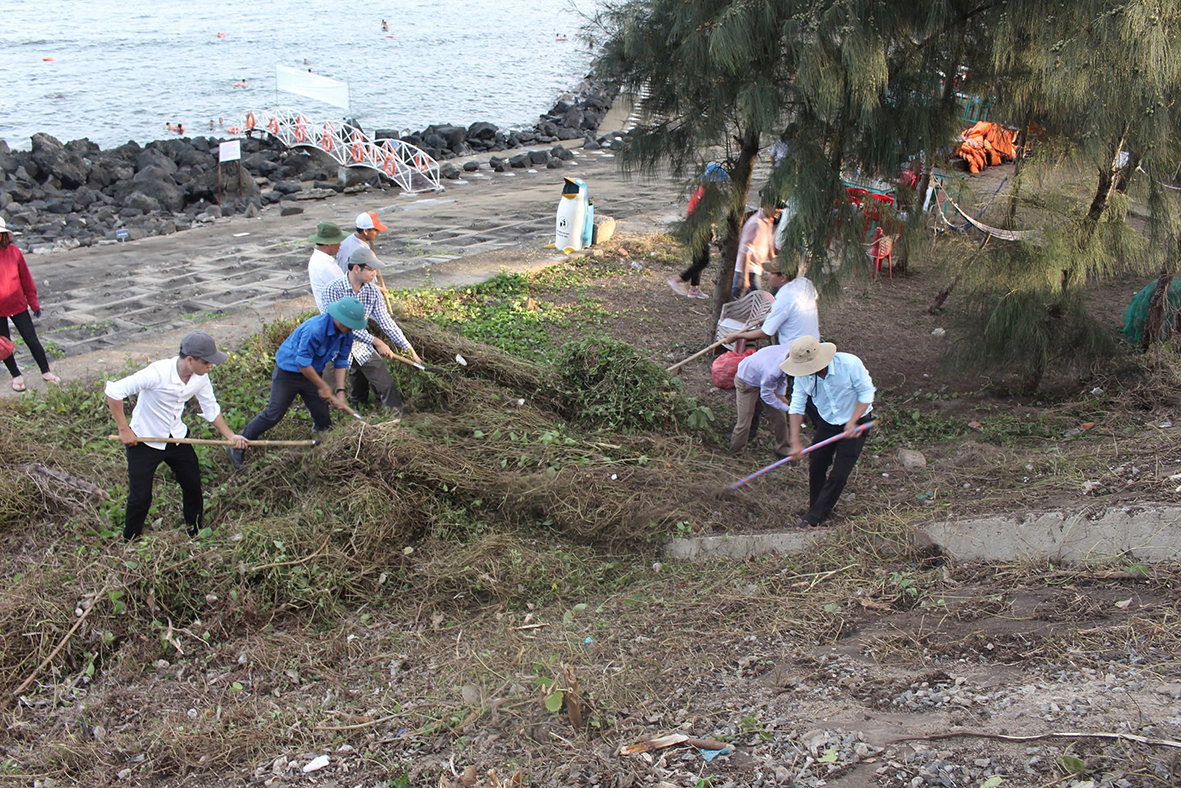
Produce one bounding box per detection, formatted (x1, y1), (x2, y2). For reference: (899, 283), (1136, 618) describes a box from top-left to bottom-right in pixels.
(227, 297), (367, 467)
(783, 335), (875, 529)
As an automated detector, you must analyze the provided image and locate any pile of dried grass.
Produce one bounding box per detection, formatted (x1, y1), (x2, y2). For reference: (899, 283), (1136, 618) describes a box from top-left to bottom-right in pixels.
(398, 315), (571, 414)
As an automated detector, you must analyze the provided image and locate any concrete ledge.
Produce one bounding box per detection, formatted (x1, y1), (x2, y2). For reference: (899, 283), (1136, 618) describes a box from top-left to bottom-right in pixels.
(665, 531), (822, 561)
(919, 505), (1181, 564)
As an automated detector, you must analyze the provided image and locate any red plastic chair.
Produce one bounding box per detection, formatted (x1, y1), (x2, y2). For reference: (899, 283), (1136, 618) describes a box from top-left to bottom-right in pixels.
(864, 192), (894, 231)
(866, 227), (895, 279)
(845, 187), (868, 208)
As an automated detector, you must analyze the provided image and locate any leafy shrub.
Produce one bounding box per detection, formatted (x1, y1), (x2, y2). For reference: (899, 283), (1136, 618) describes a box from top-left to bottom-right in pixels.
(555, 336), (690, 431)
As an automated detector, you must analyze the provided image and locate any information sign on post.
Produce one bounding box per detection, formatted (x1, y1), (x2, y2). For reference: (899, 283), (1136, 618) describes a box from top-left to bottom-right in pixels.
(219, 141), (241, 163)
(217, 141), (244, 204)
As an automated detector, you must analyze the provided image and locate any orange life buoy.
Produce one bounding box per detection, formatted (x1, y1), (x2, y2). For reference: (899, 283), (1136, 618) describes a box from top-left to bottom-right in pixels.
(414, 154), (428, 172)
(351, 132), (365, 163)
(294, 116), (307, 143)
(383, 155), (397, 176)
(268, 116), (279, 134)
(245, 112), (256, 131)
(321, 122), (335, 150)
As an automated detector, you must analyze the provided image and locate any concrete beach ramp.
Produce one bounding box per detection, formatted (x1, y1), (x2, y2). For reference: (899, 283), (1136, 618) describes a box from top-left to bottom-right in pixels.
(665, 506), (1181, 564)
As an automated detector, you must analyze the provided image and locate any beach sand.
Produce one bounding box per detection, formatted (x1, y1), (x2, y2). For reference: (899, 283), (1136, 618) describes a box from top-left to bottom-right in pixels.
(4, 119), (685, 397)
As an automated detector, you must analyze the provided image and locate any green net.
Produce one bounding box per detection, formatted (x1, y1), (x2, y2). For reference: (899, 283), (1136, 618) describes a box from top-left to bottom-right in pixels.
(1122, 279), (1181, 343)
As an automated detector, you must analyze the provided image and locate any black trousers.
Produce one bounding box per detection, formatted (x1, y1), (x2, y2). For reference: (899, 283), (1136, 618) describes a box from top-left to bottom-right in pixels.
(124, 442), (203, 540)
(803, 407), (872, 526)
(349, 355), (403, 412)
(1, 310), (50, 377)
(679, 243), (710, 286)
(243, 367), (333, 440)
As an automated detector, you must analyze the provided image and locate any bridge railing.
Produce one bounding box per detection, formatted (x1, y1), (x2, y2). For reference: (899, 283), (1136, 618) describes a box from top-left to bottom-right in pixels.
(242, 108), (442, 193)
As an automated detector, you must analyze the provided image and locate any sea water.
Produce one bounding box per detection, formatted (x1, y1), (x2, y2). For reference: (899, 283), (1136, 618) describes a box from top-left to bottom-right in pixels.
(0, 0), (596, 150)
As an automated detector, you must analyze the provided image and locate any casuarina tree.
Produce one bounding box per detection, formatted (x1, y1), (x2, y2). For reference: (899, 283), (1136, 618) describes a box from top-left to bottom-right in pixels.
(590, 0), (799, 337)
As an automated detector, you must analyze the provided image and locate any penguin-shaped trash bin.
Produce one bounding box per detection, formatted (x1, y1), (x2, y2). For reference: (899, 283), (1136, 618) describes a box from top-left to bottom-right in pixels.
(555, 177), (588, 253)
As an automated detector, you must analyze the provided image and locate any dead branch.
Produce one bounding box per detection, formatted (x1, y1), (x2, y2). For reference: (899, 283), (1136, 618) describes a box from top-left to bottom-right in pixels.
(16, 463), (108, 500)
(890, 729), (1181, 750)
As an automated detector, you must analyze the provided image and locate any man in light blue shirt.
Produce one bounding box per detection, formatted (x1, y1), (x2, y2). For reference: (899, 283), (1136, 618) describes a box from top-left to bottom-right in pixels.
(782, 335), (875, 528)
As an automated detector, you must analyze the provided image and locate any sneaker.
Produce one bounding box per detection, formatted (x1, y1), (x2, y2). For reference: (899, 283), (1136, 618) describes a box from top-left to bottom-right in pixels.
(667, 277), (689, 296)
(11, 376), (25, 392)
(225, 446), (245, 468)
(42, 371), (61, 384)
(687, 286), (708, 299)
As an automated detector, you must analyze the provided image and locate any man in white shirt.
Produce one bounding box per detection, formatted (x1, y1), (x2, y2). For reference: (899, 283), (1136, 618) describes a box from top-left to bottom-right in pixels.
(307, 222), (347, 311)
(724, 256), (819, 347)
(783, 335), (876, 529)
(105, 331), (247, 541)
(335, 211), (388, 275)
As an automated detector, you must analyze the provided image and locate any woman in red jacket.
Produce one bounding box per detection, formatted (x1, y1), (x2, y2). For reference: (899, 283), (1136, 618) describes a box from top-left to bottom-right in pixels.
(0, 219), (59, 392)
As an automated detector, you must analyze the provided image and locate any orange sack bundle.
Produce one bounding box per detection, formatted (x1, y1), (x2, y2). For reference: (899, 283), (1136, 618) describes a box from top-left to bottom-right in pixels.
(955, 121), (1018, 174)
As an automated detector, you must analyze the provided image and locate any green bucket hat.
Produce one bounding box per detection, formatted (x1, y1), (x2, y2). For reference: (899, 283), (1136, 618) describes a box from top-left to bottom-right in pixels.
(308, 221), (347, 245)
(326, 296), (368, 331)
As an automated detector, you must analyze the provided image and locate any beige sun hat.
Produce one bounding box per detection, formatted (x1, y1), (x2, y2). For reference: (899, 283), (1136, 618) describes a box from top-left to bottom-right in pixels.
(0, 218), (19, 236)
(780, 335), (836, 377)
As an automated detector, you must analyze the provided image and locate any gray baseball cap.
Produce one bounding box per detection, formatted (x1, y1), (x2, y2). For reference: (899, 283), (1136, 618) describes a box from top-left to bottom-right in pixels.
(348, 245), (385, 270)
(180, 330), (228, 364)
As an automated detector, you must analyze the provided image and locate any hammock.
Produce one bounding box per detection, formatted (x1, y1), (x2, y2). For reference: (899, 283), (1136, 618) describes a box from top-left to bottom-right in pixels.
(935, 182), (1042, 242)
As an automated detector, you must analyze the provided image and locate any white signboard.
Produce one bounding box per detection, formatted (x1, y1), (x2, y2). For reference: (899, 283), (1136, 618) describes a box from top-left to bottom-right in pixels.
(219, 140), (241, 163)
(276, 65), (350, 109)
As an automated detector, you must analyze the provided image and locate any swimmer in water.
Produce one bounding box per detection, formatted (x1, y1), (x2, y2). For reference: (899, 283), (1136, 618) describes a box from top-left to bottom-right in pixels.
(381, 19), (388, 32)
(234, 79), (247, 88)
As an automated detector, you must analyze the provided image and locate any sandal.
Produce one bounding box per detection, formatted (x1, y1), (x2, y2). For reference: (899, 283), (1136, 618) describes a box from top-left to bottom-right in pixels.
(42, 372), (61, 385)
(11, 376), (25, 392)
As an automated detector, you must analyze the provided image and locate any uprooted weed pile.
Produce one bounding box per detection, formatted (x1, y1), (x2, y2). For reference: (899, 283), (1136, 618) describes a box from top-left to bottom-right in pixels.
(0, 315), (788, 714)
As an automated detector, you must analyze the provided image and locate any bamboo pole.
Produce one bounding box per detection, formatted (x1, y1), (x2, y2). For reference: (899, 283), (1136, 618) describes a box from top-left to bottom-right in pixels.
(107, 436), (315, 447)
(376, 269), (395, 313)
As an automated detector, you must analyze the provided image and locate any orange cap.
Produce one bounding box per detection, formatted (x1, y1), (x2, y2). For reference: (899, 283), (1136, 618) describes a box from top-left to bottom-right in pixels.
(356, 211), (387, 232)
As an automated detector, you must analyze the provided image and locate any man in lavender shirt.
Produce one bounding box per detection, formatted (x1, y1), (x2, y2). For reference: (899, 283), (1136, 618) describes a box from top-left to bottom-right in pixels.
(730, 343), (793, 458)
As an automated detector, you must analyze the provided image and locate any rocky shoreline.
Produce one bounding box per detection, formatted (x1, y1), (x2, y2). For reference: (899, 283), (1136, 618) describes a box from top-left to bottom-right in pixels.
(0, 80), (623, 253)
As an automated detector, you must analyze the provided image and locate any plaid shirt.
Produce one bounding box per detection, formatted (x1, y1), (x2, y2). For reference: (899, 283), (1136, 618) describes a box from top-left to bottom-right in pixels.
(319, 276), (411, 364)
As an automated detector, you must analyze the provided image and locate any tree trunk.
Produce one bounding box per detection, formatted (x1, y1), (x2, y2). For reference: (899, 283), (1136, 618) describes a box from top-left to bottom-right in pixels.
(1141, 227), (1181, 350)
(914, 32), (965, 229)
(1006, 125), (1028, 225)
(1085, 166), (1115, 226)
(1114, 152), (1140, 195)
(707, 130), (760, 342)
(929, 234), (989, 313)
